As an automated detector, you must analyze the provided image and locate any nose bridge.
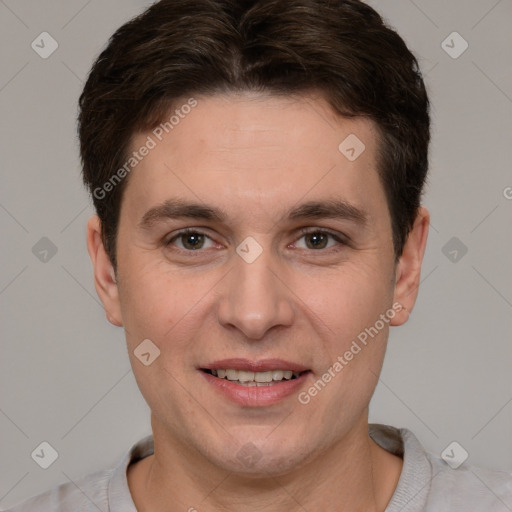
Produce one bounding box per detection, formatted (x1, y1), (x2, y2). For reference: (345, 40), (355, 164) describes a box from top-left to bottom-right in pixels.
(217, 241), (294, 339)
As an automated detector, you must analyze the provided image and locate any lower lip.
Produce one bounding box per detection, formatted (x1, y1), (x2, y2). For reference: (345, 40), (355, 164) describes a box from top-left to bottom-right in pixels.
(201, 371), (311, 407)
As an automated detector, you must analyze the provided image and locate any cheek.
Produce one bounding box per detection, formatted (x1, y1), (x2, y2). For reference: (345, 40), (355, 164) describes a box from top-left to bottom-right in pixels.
(302, 263), (393, 402)
(117, 252), (224, 358)
(117, 259), (183, 344)
(294, 260), (393, 410)
(296, 259), (393, 340)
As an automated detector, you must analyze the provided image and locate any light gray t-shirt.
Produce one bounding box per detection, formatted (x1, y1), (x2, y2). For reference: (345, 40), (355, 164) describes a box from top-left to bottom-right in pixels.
(4, 424), (512, 511)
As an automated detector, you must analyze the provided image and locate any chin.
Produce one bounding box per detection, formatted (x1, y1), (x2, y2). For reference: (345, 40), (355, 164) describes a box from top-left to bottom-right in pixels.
(204, 431), (315, 477)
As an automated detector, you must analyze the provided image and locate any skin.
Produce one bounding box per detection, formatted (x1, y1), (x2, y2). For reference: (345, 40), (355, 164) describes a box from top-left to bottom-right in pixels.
(87, 91), (429, 511)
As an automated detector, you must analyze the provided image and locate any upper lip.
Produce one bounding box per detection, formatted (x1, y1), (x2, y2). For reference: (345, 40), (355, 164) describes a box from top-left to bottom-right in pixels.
(201, 358), (309, 373)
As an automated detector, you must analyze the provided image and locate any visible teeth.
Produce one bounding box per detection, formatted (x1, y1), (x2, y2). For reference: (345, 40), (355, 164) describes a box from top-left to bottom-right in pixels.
(255, 371), (273, 383)
(226, 369), (238, 381)
(209, 368), (302, 383)
(237, 371), (255, 383)
(272, 370), (284, 381)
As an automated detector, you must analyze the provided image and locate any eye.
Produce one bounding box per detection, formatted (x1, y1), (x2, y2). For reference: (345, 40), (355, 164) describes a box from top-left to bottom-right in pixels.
(166, 229), (216, 251)
(293, 229), (346, 251)
(165, 227), (347, 253)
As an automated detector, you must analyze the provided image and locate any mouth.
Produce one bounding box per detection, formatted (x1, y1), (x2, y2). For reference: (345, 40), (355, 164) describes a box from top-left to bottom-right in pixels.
(199, 359), (312, 406)
(201, 368), (307, 386)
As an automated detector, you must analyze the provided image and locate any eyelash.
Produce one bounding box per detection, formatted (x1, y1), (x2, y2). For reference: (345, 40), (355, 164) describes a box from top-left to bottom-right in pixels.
(165, 227), (347, 254)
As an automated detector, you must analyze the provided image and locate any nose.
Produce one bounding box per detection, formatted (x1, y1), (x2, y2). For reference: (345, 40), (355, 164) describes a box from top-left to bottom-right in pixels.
(216, 244), (295, 340)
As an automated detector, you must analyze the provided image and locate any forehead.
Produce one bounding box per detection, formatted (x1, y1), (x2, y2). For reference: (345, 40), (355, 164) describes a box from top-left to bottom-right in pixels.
(122, 92), (387, 229)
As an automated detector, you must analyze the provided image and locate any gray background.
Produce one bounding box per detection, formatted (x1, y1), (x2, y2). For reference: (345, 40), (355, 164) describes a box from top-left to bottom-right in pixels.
(1, 0), (511, 508)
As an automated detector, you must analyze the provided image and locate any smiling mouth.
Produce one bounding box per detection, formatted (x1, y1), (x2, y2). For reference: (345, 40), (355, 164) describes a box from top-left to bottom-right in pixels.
(201, 368), (309, 386)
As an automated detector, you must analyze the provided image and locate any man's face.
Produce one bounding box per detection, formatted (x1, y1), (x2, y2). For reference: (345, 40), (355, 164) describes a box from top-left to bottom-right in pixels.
(100, 92), (408, 474)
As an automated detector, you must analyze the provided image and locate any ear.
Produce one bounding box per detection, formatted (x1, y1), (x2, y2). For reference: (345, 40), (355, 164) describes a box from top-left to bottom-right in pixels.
(86, 215), (123, 326)
(390, 206), (430, 326)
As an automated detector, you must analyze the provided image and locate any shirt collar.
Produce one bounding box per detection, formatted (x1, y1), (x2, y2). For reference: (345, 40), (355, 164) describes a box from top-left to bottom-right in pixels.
(108, 434), (154, 512)
(106, 424), (433, 512)
(370, 423), (433, 511)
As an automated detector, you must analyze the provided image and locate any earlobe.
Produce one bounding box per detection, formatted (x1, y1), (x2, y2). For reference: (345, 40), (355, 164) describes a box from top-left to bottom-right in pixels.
(86, 215), (123, 327)
(390, 206), (430, 326)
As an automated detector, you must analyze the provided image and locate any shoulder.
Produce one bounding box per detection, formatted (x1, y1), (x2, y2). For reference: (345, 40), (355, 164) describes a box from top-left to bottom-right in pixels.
(2, 468), (113, 512)
(369, 424), (512, 512)
(3, 435), (152, 512)
(425, 451), (512, 511)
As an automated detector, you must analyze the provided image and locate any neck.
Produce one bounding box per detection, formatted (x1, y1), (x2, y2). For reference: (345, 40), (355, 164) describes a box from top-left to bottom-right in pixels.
(127, 416), (402, 512)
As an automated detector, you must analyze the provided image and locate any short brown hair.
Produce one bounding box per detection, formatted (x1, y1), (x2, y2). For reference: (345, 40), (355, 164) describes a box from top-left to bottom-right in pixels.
(79, 0), (430, 269)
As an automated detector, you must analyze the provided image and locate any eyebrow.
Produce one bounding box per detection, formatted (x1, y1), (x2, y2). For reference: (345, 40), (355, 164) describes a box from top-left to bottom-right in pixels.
(286, 199), (367, 225)
(138, 197), (368, 230)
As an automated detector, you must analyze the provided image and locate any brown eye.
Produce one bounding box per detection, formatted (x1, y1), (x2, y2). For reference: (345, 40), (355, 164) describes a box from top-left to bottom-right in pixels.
(304, 232), (329, 250)
(179, 232), (205, 250)
(294, 229), (345, 251)
(166, 229), (215, 251)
